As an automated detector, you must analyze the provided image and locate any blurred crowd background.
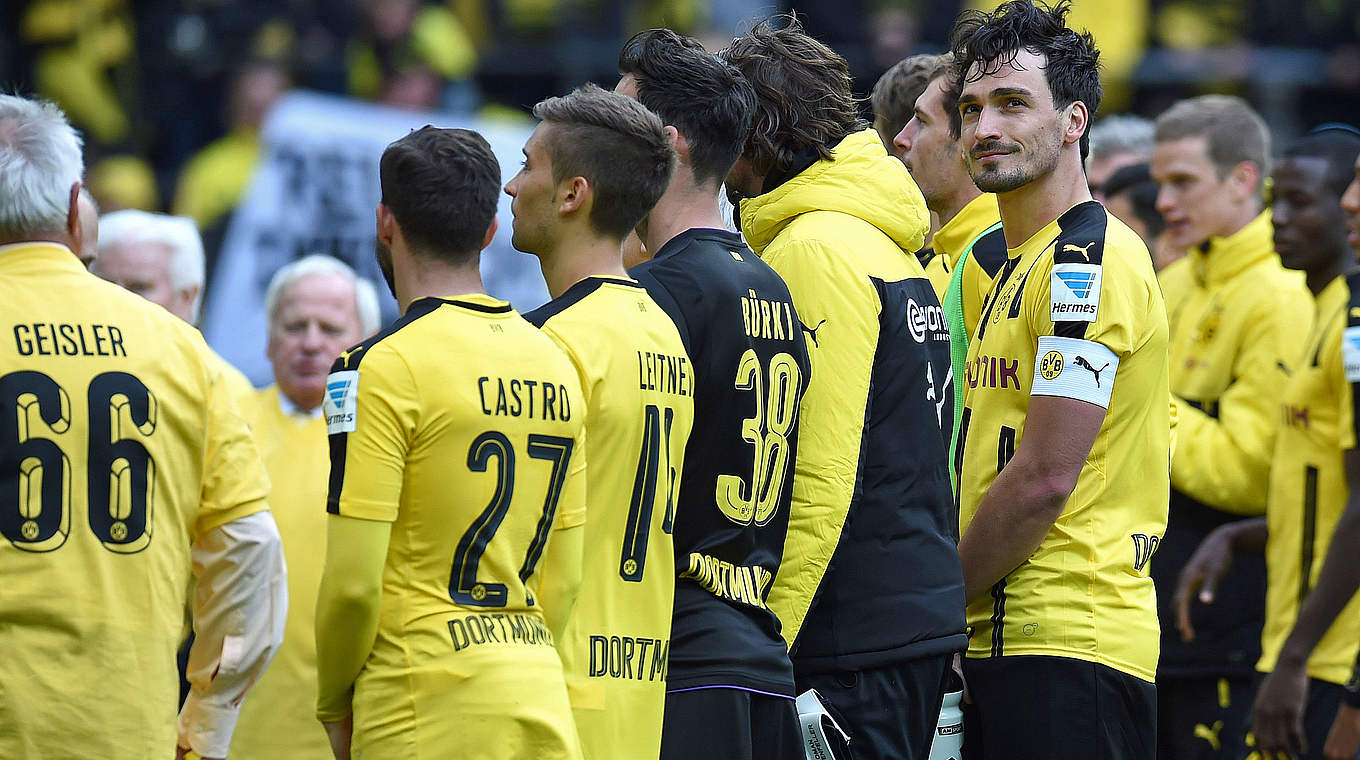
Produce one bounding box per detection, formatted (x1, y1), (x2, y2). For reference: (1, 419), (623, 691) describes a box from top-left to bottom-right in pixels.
(1, 0), (1357, 313)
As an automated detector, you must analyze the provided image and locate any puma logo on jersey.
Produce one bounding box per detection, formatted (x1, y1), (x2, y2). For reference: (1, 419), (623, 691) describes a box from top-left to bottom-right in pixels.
(1062, 242), (1095, 261)
(801, 319), (827, 348)
(1074, 356), (1109, 386)
(336, 345), (366, 368)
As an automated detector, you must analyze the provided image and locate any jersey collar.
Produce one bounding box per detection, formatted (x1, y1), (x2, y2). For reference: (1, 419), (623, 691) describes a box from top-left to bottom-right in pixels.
(932, 193), (1001, 267)
(0, 241), (82, 272)
(1187, 210), (1275, 286)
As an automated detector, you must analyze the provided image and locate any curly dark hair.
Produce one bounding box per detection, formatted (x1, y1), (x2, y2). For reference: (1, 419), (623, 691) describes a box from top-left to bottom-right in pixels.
(719, 14), (864, 176)
(619, 28), (755, 187)
(948, 0), (1102, 160)
(380, 126), (500, 264)
(533, 83), (677, 240)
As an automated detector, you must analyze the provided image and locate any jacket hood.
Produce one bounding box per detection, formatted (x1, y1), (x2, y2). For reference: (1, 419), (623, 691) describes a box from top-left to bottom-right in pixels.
(739, 129), (929, 255)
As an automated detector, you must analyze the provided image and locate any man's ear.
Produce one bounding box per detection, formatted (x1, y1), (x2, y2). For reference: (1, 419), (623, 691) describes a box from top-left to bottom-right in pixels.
(66, 182), (83, 252)
(667, 125), (689, 164)
(1227, 161), (1261, 203)
(1064, 101), (1090, 147)
(558, 176), (589, 216)
(376, 202), (397, 245)
(480, 217), (499, 251)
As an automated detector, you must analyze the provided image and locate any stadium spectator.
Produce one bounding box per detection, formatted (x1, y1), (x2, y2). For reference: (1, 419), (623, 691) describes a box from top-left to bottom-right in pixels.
(616, 28), (810, 760)
(510, 85), (693, 760)
(0, 93), (285, 760)
(1175, 127), (1360, 760)
(229, 254), (378, 758)
(1150, 94), (1314, 760)
(947, 2), (1169, 757)
(1086, 114), (1154, 202)
(315, 126), (587, 758)
(894, 50), (1007, 481)
(348, 0), (476, 109)
(721, 17), (964, 760)
(94, 209), (256, 406)
(174, 60), (291, 233)
(1100, 162), (1168, 266)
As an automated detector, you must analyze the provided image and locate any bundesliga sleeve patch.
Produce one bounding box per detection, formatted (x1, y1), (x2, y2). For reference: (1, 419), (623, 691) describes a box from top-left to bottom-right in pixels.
(323, 370), (359, 434)
(1344, 327), (1360, 382)
(1032, 336), (1119, 408)
(1050, 263), (1102, 323)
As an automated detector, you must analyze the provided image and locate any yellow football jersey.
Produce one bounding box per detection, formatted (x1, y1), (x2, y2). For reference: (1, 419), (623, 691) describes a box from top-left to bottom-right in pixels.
(0, 242), (270, 758)
(229, 386), (331, 759)
(525, 276), (695, 760)
(325, 294), (588, 759)
(924, 192), (1006, 336)
(1258, 274), (1360, 685)
(956, 202), (1170, 682)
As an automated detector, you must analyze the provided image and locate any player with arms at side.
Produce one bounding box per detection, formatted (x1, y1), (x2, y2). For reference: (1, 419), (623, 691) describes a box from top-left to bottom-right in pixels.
(507, 85), (695, 760)
(721, 18), (965, 760)
(1173, 128), (1360, 760)
(315, 126), (588, 760)
(948, 3), (1170, 757)
(0, 94), (286, 760)
(614, 29), (810, 759)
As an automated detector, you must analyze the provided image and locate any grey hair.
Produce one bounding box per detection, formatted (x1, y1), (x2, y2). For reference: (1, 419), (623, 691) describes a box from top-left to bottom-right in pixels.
(1087, 115), (1155, 167)
(97, 210), (206, 321)
(0, 95), (84, 239)
(264, 254), (381, 337)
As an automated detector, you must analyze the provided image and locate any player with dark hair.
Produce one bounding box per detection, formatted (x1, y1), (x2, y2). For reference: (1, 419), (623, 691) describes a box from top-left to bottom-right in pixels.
(948, 2), (1170, 757)
(721, 16), (964, 760)
(1100, 163), (1165, 263)
(315, 126), (589, 759)
(1150, 95), (1314, 760)
(510, 84), (695, 760)
(1173, 127), (1360, 760)
(616, 28), (810, 760)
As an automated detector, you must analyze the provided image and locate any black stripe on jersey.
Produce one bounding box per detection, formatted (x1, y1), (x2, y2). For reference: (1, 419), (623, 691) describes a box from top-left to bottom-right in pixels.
(970, 227), (1009, 278)
(1347, 271), (1360, 443)
(1051, 201), (1109, 340)
(522, 276), (645, 328)
(974, 256), (1021, 342)
(1300, 465), (1319, 604)
(1006, 262), (1038, 320)
(990, 577), (1007, 656)
(325, 297), (443, 514)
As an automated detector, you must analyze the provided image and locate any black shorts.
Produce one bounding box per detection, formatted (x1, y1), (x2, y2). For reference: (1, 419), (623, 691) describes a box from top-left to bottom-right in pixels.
(963, 655), (1156, 760)
(1157, 675), (1256, 760)
(660, 686), (802, 760)
(794, 653), (953, 760)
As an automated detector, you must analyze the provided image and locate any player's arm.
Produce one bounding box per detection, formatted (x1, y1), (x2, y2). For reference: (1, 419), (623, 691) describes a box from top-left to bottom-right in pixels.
(958, 394), (1103, 602)
(1253, 448), (1360, 757)
(1172, 291), (1312, 514)
(535, 426), (587, 642)
(1173, 516), (1267, 642)
(178, 362), (288, 759)
(762, 240), (882, 647)
(312, 350), (415, 730)
(315, 515), (391, 721)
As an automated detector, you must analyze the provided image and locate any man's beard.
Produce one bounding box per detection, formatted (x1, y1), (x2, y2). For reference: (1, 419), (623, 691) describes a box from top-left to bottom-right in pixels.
(968, 135), (1061, 194)
(375, 239), (397, 300)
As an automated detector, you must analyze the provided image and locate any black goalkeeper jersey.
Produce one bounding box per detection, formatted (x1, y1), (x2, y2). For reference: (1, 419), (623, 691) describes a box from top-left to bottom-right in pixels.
(630, 228), (810, 694)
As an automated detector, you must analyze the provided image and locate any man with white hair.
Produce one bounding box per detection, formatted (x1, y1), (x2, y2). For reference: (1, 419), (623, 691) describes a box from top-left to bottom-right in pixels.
(229, 254), (378, 759)
(93, 209), (255, 405)
(0, 94), (285, 760)
(1086, 114), (1155, 201)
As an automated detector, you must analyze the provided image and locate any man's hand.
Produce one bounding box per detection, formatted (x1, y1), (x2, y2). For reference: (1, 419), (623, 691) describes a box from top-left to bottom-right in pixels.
(1174, 524), (1237, 642)
(323, 715), (354, 760)
(1251, 661), (1309, 758)
(1324, 703), (1360, 760)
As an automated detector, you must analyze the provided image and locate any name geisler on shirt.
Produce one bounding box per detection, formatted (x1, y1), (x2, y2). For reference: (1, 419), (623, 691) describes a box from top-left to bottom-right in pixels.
(13, 322), (127, 357)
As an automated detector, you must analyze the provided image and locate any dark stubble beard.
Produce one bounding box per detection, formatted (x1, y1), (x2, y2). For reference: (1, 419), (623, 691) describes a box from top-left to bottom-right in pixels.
(374, 239), (397, 300)
(969, 129), (1063, 194)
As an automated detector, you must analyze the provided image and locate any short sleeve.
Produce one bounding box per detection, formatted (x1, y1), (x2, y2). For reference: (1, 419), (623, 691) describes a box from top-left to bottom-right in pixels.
(325, 347), (418, 522)
(197, 357), (271, 535)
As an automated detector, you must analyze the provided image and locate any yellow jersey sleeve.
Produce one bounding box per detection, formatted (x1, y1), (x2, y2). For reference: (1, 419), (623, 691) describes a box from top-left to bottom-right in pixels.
(325, 345), (417, 522)
(196, 343), (270, 535)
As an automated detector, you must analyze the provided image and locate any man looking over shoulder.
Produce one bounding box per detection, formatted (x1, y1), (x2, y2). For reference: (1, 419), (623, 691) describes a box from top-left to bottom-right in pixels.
(615, 28), (810, 760)
(948, 2), (1170, 756)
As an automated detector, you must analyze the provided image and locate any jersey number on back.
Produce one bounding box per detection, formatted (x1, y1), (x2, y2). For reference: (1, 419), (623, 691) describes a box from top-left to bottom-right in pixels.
(450, 431), (574, 607)
(715, 350), (803, 526)
(1, 371), (156, 553)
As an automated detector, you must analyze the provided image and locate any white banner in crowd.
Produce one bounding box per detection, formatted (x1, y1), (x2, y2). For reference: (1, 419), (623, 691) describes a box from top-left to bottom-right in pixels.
(202, 90), (547, 386)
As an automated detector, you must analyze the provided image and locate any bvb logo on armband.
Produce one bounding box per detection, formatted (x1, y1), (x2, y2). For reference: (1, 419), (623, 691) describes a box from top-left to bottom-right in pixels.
(1039, 350), (1064, 380)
